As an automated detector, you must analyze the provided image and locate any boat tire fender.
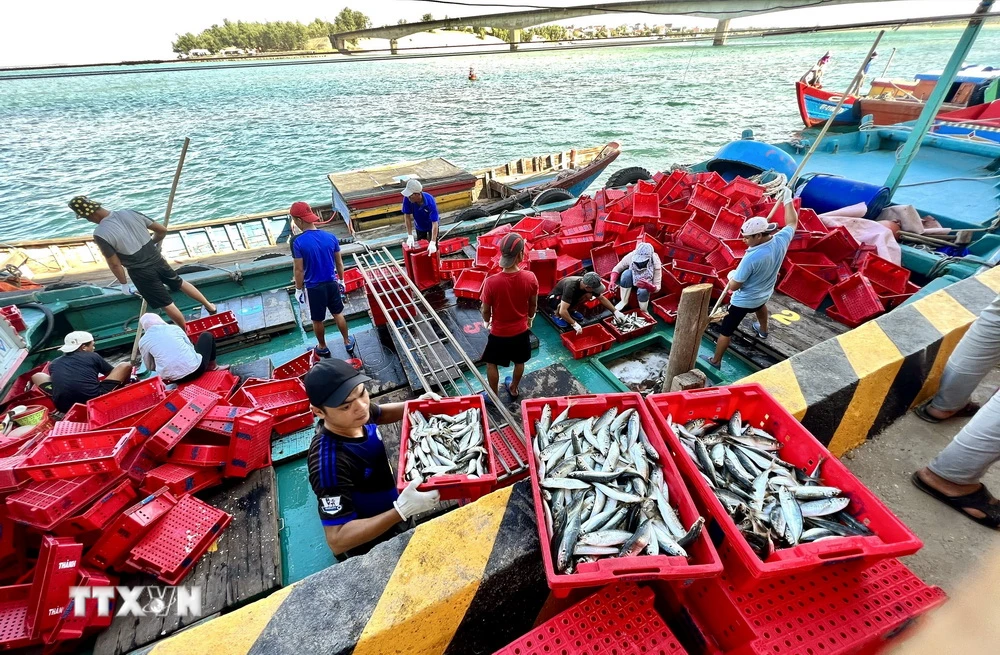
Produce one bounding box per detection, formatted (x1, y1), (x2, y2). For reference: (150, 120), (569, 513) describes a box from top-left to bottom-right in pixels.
(532, 188), (574, 207)
(605, 167), (652, 189)
(456, 208), (490, 222)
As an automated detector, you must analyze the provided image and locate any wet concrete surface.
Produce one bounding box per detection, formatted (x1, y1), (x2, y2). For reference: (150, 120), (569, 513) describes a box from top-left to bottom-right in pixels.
(845, 369), (1000, 592)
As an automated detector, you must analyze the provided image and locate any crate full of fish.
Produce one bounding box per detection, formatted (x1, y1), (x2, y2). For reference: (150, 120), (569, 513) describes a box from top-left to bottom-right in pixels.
(397, 395), (499, 501)
(646, 384), (922, 582)
(523, 393), (722, 597)
(602, 308), (657, 342)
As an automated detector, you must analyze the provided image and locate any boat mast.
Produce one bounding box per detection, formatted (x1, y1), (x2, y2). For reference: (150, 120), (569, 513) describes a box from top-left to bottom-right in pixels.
(883, 0), (995, 196)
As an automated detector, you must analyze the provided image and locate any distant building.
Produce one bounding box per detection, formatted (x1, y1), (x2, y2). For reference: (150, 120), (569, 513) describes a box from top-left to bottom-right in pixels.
(187, 49), (212, 57)
(219, 47), (244, 56)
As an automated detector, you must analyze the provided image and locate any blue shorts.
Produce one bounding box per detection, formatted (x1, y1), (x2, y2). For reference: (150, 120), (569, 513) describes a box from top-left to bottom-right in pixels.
(306, 281), (345, 322)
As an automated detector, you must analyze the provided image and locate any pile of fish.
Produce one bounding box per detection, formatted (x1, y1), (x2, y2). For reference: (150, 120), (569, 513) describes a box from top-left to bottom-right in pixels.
(669, 411), (872, 560)
(533, 403), (705, 575)
(610, 312), (655, 335)
(403, 408), (488, 482)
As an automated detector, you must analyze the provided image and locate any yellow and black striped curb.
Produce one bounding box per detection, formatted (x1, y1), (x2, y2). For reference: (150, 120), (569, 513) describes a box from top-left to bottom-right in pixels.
(741, 267), (1000, 455)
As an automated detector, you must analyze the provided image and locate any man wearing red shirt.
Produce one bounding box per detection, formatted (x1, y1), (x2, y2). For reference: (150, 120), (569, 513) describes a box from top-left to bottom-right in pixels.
(480, 233), (538, 400)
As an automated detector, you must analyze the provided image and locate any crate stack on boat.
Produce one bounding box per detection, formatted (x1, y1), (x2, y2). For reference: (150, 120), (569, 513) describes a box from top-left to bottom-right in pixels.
(491, 385), (945, 655)
(0, 356), (322, 650)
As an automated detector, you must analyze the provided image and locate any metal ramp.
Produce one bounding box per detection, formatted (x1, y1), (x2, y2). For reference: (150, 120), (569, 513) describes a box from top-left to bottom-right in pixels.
(352, 247), (528, 485)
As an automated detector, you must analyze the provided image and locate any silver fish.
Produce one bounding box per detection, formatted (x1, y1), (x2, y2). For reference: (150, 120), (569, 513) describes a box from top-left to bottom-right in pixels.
(798, 497), (851, 517)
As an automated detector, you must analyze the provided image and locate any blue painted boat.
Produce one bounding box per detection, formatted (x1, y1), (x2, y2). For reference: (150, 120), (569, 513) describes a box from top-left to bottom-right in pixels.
(796, 81), (859, 128)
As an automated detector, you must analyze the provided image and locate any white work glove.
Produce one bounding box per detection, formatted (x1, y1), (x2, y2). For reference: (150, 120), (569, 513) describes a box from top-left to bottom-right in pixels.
(406, 234), (415, 248)
(418, 391), (442, 401)
(614, 311), (627, 321)
(527, 315), (534, 329)
(295, 289), (305, 304)
(394, 480), (440, 520)
(120, 282), (136, 296)
(573, 323), (584, 335)
(337, 280), (346, 296)
(427, 241), (437, 254)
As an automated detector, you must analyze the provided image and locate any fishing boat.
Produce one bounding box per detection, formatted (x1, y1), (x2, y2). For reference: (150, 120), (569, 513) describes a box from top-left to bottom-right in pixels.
(795, 64), (1000, 128)
(0, 143), (621, 282)
(927, 98), (1000, 142)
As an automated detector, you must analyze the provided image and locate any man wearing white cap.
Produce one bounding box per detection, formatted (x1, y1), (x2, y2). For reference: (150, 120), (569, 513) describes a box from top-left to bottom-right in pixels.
(703, 198), (798, 369)
(30, 331), (132, 412)
(401, 179), (439, 253)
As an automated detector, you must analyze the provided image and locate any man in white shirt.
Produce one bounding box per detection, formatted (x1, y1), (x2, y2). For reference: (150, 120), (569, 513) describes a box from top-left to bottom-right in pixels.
(137, 313), (218, 383)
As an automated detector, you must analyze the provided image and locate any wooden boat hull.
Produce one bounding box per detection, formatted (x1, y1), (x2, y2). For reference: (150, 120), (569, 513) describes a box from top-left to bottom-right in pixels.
(795, 82), (858, 128)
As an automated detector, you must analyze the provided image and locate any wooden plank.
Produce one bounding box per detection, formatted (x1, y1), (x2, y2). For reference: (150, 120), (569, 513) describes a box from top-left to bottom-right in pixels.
(93, 467), (281, 655)
(237, 294), (265, 333)
(262, 289), (295, 330)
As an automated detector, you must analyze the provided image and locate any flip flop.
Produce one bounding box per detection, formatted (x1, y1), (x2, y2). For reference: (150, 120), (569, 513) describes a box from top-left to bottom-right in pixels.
(345, 335), (357, 353)
(314, 346), (332, 359)
(911, 472), (1000, 529)
(504, 376), (519, 399)
(479, 390), (495, 407)
(913, 401), (980, 424)
(699, 354), (721, 370)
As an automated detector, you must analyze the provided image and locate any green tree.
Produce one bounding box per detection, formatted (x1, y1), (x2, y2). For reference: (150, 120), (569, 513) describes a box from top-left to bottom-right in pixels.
(172, 33), (202, 54)
(398, 19), (408, 25)
(492, 27), (510, 42)
(421, 13), (433, 22)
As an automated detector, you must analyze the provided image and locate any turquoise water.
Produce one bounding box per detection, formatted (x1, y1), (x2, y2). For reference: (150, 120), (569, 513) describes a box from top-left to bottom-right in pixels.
(3, 28), (999, 242)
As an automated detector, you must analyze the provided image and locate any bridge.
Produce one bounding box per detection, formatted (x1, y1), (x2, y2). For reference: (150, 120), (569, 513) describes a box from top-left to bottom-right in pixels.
(330, 0), (888, 53)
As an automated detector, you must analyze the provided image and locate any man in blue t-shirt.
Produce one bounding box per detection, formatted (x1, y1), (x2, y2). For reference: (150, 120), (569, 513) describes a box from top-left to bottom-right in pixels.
(703, 196), (799, 369)
(401, 179), (439, 253)
(290, 201), (356, 357)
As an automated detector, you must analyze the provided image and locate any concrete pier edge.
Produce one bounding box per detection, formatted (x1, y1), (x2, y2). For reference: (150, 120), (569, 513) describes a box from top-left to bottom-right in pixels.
(145, 267), (1000, 655)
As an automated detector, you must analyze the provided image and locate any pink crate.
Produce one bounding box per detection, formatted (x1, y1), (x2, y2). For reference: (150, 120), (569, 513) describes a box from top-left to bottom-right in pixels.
(453, 268), (488, 300)
(87, 377), (167, 429)
(830, 274), (885, 324)
(22, 428), (140, 480)
(6, 472), (125, 530)
(146, 390), (221, 457)
(777, 264), (834, 310)
(83, 487), (178, 570)
(185, 310), (239, 343)
(243, 378), (308, 418)
(142, 463), (222, 496)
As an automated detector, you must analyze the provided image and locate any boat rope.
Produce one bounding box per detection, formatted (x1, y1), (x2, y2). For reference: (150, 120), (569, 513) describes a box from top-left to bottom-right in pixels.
(749, 172), (788, 199)
(898, 172), (1000, 187)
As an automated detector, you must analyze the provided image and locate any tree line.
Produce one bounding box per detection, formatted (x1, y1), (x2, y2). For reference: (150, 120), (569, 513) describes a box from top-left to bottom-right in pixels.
(171, 9), (371, 53)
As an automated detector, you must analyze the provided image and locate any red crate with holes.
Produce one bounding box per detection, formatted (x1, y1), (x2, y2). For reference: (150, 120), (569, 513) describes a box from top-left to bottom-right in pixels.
(722, 176), (764, 202)
(22, 428), (140, 481)
(710, 208), (746, 240)
(226, 409), (274, 477)
(439, 257), (474, 272)
(274, 411), (314, 436)
(341, 267), (364, 292)
(146, 391), (221, 457)
(706, 244), (737, 271)
(437, 237), (469, 256)
(493, 583), (687, 655)
(728, 196), (755, 218)
(168, 431), (230, 467)
(126, 494), (231, 585)
(873, 280), (919, 311)
(488, 425), (529, 488)
(87, 377), (167, 429)
(112, 389), (180, 440)
(777, 264), (834, 310)
(403, 241), (441, 291)
(397, 395), (497, 501)
(646, 385), (922, 582)
(7, 472), (124, 530)
(632, 191), (660, 219)
(560, 223), (593, 238)
(696, 171), (727, 191)
(56, 479), (138, 536)
(558, 234), (596, 260)
(453, 268), (488, 300)
(723, 239), (748, 259)
(680, 558), (945, 655)
(242, 378), (308, 418)
(523, 393), (722, 596)
(555, 254), (584, 278)
(273, 351), (318, 380)
(184, 311), (239, 344)
(603, 218), (630, 239)
(512, 216), (545, 240)
(686, 184), (731, 217)
(0, 454), (29, 493)
(141, 463), (223, 496)
(364, 267), (416, 326)
(589, 243), (620, 279)
(533, 234), (558, 250)
(796, 207), (830, 233)
(830, 274), (885, 325)
(560, 324), (615, 359)
(121, 443), (158, 486)
(475, 245), (499, 269)
(179, 369), (238, 396)
(0, 583), (37, 650)
(84, 487), (178, 570)
(676, 221), (721, 254)
(860, 255), (911, 294)
(662, 242), (703, 264)
(26, 535), (82, 640)
(672, 260), (716, 285)
(651, 293), (681, 324)
(814, 226), (860, 263)
(528, 249), (558, 296)
(0, 306), (25, 332)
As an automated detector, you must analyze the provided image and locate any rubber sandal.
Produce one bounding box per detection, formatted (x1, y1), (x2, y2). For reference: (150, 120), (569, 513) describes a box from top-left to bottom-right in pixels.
(479, 390), (495, 407)
(751, 321), (768, 339)
(551, 316), (569, 329)
(911, 472), (1000, 529)
(913, 401), (980, 424)
(699, 354), (721, 370)
(504, 376), (519, 399)
(571, 311), (585, 321)
(207, 304), (219, 315)
(314, 346), (332, 359)
(345, 336), (357, 353)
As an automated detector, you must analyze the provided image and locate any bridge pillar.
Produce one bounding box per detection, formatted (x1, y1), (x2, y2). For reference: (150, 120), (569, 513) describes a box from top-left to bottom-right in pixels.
(713, 19), (731, 46)
(333, 36), (347, 52)
(509, 29), (521, 51)
(390, 38), (399, 55)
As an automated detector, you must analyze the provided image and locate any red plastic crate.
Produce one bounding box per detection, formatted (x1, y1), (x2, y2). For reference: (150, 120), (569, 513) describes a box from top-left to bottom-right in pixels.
(25, 535), (82, 640)
(363, 267), (416, 326)
(538, 212), (562, 233)
(777, 264), (834, 310)
(632, 192), (660, 219)
(696, 171), (727, 191)
(796, 207), (830, 233)
(860, 255), (911, 294)
(590, 243), (620, 279)
(489, 425), (530, 488)
(686, 184), (731, 217)
(603, 219), (630, 239)
(273, 350), (318, 380)
(130, 389), (187, 439)
(454, 268), (488, 300)
(873, 280), (919, 311)
(830, 274), (885, 324)
(613, 240), (638, 260)
(342, 267), (364, 292)
(242, 378), (308, 418)
(0, 306), (26, 332)
(512, 216), (546, 240)
(646, 384), (922, 581)
(127, 494), (232, 585)
(676, 221), (721, 254)
(814, 226), (860, 263)
(786, 250), (836, 269)
(710, 208), (746, 240)
(602, 309), (657, 342)
(662, 243), (703, 264)
(533, 235), (559, 250)
(142, 463), (223, 496)
(440, 257), (474, 272)
(558, 234), (596, 260)
(705, 243), (737, 271)
(682, 558), (945, 655)
(651, 293), (681, 324)
(403, 244), (441, 291)
(437, 236), (470, 255)
(722, 176), (764, 202)
(84, 487), (178, 569)
(63, 403), (87, 423)
(729, 196), (756, 218)
(57, 479), (138, 535)
(6, 472), (124, 530)
(0, 583), (36, 650)
(493, 584), (687, 655)
(45, 567), (117, 643)
(475, 245), (499, 269)
(560, 223), (594, 237)
(560, 324), (615, 359)
(120, 443), (159, 486)
(87, 377), (167, 429)
(528, 249), (558, 296)
(523, 393), (722, 596)
(555, 254), (584, 278)
(0, 453), (30, 493)
(147, 390), (221, 457)
(168, 431), (230, 467)
(397, 395), (497, 501)
(227, 409), (274, 477)
(672, 260), (716, 285)
(22, 428), (140, 481)
(185, 310), (240, 343)
(274, 411), (314, 436)
(179, 371), (238, 398)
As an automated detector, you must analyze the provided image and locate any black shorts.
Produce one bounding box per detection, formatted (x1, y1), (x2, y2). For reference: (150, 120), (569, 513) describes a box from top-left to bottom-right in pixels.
(719, 303), (765, 337)
(306, 281), (345, 322)
(129, 258), (184, 309)
(415, 229), (431, 241)
(98, 379), (123, 395)
(481, 330), (532, 367)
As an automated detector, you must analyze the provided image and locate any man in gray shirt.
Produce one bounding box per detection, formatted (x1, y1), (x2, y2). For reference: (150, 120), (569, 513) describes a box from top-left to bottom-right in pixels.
(69, 196), (216, 330)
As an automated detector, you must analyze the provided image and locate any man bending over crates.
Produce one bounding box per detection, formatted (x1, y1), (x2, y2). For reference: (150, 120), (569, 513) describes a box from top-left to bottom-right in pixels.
(703, 190), (798, 369)
(30, 331), (132, 413)
(304, 359), (441, 559)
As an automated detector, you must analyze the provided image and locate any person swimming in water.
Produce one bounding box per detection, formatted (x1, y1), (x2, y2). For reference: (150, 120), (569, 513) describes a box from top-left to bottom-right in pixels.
(468, 66), (478, 81)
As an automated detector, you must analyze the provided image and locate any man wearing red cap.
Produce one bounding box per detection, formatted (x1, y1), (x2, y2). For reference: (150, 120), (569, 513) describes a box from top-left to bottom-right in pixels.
(290, 202), (355, 357)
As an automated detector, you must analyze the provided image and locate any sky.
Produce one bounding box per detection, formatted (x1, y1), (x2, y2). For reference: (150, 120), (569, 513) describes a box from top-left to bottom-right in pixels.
(0, 0), (992, 67)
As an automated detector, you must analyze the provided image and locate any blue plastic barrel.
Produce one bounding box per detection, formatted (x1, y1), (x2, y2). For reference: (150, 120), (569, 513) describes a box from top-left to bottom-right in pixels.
(799, 175), (891, 219)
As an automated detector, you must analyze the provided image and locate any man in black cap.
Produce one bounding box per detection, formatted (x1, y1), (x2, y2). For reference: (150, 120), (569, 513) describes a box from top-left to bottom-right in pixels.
(304, 359), (441, 559)
(549, 271), (624, 333)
